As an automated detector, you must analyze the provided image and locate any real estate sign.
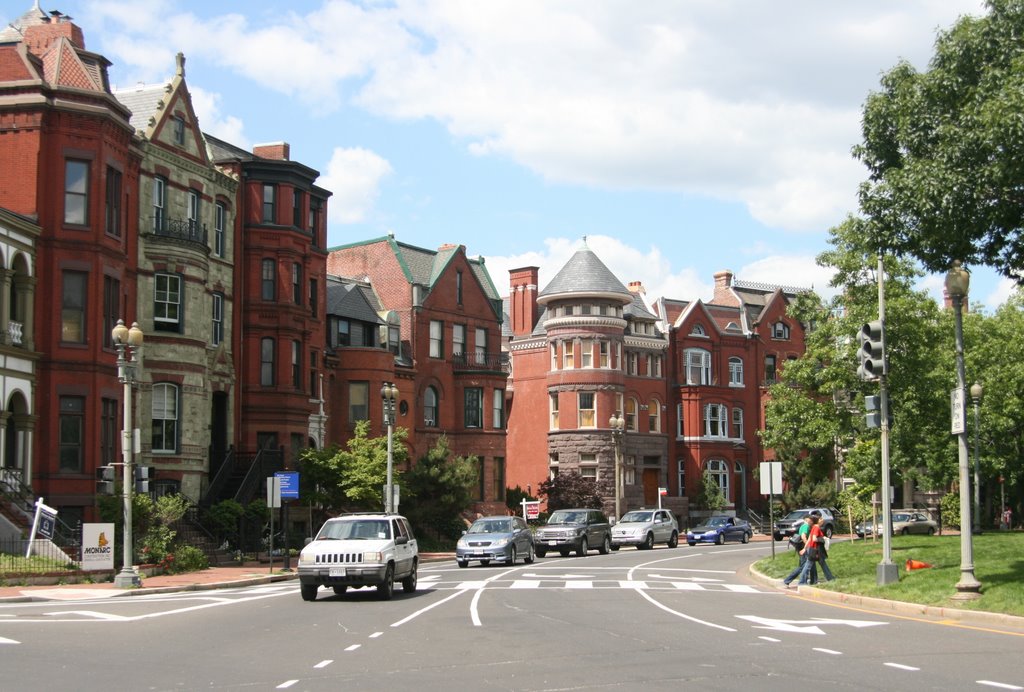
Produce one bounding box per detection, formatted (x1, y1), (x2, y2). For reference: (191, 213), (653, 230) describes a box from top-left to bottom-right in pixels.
(81, 523), (115, 571)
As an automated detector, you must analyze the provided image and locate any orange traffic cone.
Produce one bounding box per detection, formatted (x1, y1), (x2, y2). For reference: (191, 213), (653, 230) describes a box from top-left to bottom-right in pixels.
(905, 558), (933, 570)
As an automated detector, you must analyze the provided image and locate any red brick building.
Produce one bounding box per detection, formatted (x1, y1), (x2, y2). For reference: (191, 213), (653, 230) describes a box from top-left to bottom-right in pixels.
(507, 245), (806, 521)
(0, 6), (141, 524)
(326, 235), (509, 513)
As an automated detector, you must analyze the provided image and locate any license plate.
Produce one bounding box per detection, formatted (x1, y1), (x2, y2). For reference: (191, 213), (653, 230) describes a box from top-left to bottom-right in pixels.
(329, 567), (346, 577)
(548, 540), (559, 545)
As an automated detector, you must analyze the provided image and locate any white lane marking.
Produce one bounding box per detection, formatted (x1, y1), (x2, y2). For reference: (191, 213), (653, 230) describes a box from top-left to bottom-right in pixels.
(737, 615), (888, 635)
(454, 581), (489, 590)
(521, 573), (593, 579)
(758, 636), (781, 643)
(0, 636), (20, 644)
(634, 588), (736, 632)
(564, 581), (593, 589)
(649, 574), (722, 582)
(470, 587), (484, 627)
(276, 681), (298, 689)
(345, 644), (360, 652)
(978, 682), (1024, 690)
(369, 632), (383, 638)
(673, 582), (705, 591)
(391, 589), (468, 628)
(313, 660), (332, 669)
(45, 610), (128, 621)
(420, 575), (441, 582)
(884, 663), (919, 671)
(813, 648), (842, 655)
(510, 580), (540, 589)
(618, 581), (648, 589)
(723, 585), (759, 593)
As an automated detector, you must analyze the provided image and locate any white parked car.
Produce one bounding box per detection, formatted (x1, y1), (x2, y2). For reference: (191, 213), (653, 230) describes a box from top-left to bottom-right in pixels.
(611, 509), (680, 550)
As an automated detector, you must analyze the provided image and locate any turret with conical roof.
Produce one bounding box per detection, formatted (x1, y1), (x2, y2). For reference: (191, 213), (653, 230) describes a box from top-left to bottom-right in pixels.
(538, 239), (634, 306)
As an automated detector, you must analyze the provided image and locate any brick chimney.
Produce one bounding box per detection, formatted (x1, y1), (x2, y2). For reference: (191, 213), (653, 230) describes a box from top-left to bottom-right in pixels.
(628, 281), (645, 295)
(253, 142), (290, 160)
(509, 266), (540, 337)
(712, 270), (739, 307)
(23, 12), (85, 55)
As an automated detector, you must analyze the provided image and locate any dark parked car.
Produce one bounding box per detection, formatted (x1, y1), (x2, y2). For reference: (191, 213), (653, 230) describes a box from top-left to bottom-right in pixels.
(686, 515), (753, 545)
(456, 515), (536, 567)
(534, 509), (611, 557)
(773, 508), (836, 541)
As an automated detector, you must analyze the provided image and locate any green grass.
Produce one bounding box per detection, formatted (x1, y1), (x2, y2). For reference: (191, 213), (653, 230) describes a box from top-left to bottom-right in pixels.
(755, 531), (1024, 617)
(0, 554), (79, 576)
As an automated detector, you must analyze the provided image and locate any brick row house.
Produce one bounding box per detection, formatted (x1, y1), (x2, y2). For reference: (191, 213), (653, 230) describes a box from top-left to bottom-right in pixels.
(506, 243), (806, 520)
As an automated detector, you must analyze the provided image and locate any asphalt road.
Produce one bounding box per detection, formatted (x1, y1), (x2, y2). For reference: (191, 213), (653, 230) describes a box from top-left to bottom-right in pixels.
(1, 542), (1022, 691)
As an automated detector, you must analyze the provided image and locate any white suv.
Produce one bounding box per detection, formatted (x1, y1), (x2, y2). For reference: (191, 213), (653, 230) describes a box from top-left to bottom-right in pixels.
(297, 513), (418, 601)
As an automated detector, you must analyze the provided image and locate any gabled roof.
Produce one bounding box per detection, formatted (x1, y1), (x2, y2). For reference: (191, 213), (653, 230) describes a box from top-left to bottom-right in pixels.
(326, 276), (385, 325)
(624, 291), (658, 321)
(115, 83), (166, 133)
(538, 240), (632, 304)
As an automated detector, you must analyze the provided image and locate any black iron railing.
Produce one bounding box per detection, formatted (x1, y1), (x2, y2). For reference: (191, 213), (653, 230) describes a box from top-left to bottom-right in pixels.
(451, 351), (510, 372)
(150, 216), (208, 247)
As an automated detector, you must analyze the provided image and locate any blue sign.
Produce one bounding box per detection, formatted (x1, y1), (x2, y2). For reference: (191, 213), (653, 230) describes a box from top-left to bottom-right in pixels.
(38, 510), (56, 539)
(275, 472), (300, 500)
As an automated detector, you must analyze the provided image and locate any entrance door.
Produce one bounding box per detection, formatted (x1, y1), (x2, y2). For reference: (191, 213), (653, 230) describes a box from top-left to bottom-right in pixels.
(642, 469), (659, 505)
(209, 392), (228, 479)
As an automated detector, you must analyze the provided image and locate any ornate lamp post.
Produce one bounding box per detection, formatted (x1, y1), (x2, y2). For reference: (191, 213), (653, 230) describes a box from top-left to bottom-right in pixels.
(609, 412), (624, 519)
(970, 382), (983, 534)
(945, 261), (981, 599)
(381, 382), (398, 513)
(111, 319), (144, 588)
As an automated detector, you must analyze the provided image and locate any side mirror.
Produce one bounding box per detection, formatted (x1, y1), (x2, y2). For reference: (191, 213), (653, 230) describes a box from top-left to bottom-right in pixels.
(396, 535), (409, 545)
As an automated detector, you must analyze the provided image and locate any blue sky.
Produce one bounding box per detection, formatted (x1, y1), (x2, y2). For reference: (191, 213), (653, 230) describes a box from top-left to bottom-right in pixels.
(6, 0), (1015, 309)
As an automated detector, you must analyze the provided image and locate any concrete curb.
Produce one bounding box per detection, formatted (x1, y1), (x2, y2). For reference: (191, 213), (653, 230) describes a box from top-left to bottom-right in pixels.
(747, 563), (1024, 630)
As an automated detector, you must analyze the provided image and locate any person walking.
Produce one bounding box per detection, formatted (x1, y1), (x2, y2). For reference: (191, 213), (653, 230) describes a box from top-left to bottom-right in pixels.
(782, 515), (814, 588)
(797, 511), (835, 585)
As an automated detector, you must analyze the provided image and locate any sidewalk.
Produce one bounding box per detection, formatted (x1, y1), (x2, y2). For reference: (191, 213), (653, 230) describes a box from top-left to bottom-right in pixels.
(0, 553), (456, 603)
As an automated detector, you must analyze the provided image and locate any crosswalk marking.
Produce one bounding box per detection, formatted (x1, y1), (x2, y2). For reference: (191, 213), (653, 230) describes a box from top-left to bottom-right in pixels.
(565, 580), (592, 589)
(438, 579), (768, 592)
(619, 581), (648, 589)
(723, 585), (758, 593)
(510, 580), (540, 589)
(673, 582), (705, 591)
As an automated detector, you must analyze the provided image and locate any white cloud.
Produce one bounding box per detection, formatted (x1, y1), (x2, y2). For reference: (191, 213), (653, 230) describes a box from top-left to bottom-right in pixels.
(984, 277), (1018, 311)
(319, 147), (394, 224)
(737, 256), (838, 300)
(188, 86), (248, 149)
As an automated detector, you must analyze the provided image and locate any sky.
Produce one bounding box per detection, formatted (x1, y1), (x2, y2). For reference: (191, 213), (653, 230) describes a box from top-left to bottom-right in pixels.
(5, 0), (1017, 310)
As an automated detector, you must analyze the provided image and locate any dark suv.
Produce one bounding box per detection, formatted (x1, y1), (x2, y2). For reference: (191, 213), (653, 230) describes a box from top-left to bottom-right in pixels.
(534, 509), (611, 557)
(772, 507), (836, 541)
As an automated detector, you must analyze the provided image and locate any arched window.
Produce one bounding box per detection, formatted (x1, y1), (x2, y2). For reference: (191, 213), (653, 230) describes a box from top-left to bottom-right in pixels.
(703, 403), (728, 437)
(424, 386), (438, 427)
(152, 383), (179, 453)
(728, 357), (743, 386)
(685, 348), (711, 385)
(649, 398), (661, 433)
(690, 324), (706, 336)
(705, 458), (730, 501)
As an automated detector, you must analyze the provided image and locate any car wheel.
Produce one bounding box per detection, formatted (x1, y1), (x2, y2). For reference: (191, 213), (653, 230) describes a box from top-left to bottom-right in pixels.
(901, 528), (909, 536)
(927, 527), (936, 536)
(576, 537), (589, 557)
(535, 547), (547, 558)
(457, 559), (469, 568)
(300, 584), (318, 602)
(599, 535), (611, 555)
(506, 546), (517, 566)
(640, 532), (654, 550)
(742, 531), (750, 544)
(559, 549), (570, 557)
(610, 544), (620, 551)
(773, 533), (783, 541)
(402, 561), (418, 593)
(715, 533), (724, 546)
(332, 585), (348, 596)
(480, 559), (491, 566)
(377, 565), (394, 601)
(687, 541), (696, 547)
(667, 532), (679, 549)
(824, 525), (834, 538)
(524, 543), (535, 564)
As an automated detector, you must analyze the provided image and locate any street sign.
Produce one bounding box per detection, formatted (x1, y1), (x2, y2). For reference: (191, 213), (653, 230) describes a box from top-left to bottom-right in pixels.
(950, 387), (965, 434)
(267, 476), (281, 508)
(275, 471), (299, 500)
(759, 461), (783, 496)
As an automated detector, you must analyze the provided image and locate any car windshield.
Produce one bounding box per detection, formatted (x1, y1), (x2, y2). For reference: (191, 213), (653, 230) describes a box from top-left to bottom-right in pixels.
(893, 513), (911, 522)
(783, 511), (809, 521)
(549, 511), (584, 524)
(621, 511), (653, 523)
(468, 519), (513, 534)
(318, 519), (389, 540)
(705, 516), (730, 527)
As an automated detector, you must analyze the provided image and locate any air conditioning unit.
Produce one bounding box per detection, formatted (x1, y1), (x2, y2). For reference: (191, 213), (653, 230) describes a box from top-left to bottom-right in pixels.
(425, 419), (435, 427)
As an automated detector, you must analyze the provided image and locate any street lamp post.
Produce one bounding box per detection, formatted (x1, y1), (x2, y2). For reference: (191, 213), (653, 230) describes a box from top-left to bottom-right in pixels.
(945, 261), (981, 599)
(609, 413), (624, 519)
(381, 382), (398, 513)
(111, 319), (144, 588)
(971, 382), (983, 534)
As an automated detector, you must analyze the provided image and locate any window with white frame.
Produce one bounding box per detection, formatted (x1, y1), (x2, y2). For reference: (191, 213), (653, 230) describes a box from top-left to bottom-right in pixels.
(154, 273), (182, 332)
(64, 160), (89, 225)
(260, 337), (275, 385)
(624, 454), (635, 486)
(649, 399), (661, 433)
(563, 340), (574, 369)
(731, 407), (743, 439)
(729, 357), (743, 386)
(214, 202), (226, 257)
(599, 341), (609, 368)
(430, 320), (443, 358)
(424, 386), (438, 427)
(187, 189), (200, 234)
(551, 343), (558, 370)
(493, 389), (505, 429)
(676, 403), (683, 437)
(627, 352), (638, 375)
(578, 392), (595, 428)
(704, 403), (728, 437)
(475, 327), (486, 364)
(652, 355), (662, 377)
(579, 453), (598, 480)
(772, 321), (790, 339)
(261, 259), (276, 301)
(581, 339), (593, 368)
(550, 392), (559, 429)
(453, 324), (466, 356)
(677, 459), (685, 496)
(152, 176), (166, 231)
(349, 381), (368, 424)
(625, 397), (637, 431)
(685, 348), (711, 385)
(211, 293), (224, 345)
(706, 458), (729, 501)
(152, 383), (179, 453)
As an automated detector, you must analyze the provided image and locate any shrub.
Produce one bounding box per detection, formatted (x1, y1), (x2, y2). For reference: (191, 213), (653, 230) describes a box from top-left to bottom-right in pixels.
(170, 545), (209, 573)
(940, 492), (961, 529)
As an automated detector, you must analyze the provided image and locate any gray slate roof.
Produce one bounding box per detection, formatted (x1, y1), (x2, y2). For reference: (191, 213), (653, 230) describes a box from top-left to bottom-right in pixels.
(1, 2), (48, 42)
(539, 244), (632, 300)
(326, 276), (384, 325)
(112, 83), (167, 133)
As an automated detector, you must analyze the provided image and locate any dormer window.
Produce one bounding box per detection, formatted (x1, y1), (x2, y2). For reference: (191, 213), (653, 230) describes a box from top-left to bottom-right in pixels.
(690, 324), (706, 336)
(172, 116), (185, 145)
(772, 321), (790, 339)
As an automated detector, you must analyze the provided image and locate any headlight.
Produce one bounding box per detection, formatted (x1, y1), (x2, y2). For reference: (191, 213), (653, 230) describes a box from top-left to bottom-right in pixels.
(492, 537), (510, 548)
(457, 537), (468, 548)
(363, 551), (382, 563)
(298, 551), (313, 566)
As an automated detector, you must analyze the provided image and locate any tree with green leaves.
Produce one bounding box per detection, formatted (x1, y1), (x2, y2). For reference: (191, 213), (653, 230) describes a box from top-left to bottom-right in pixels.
(402, 435), (478, 540)
(693, 472), (727, 514)
(297, 420), (409, 513)
(855, 0), (1024, 281)
(537, 471), (611, 513)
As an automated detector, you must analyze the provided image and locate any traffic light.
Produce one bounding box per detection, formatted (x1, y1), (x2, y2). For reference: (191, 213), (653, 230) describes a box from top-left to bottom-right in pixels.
(864, 394), (893, 429)
(96, 466), (115, 495)
(856, 320), (885, 381)
(134, 465), (153, 494)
